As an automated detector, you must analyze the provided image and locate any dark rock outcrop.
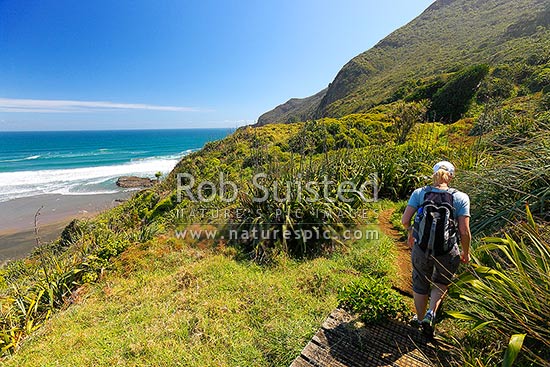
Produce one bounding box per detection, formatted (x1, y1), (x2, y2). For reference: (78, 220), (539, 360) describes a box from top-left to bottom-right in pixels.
(116, 176), (155, 188)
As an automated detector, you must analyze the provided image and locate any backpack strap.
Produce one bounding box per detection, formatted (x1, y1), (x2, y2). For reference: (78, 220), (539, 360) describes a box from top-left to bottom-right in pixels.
(424, 186), (457, 198)
(427, 210), (441, 257)
(420, 186), (432, 202)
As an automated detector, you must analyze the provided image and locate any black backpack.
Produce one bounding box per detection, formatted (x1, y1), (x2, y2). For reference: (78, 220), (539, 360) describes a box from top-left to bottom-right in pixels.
(413, 186), (458, 255)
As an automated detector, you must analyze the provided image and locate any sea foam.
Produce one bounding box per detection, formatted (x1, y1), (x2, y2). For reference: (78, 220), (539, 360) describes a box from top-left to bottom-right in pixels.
(0, 155), (181, 202)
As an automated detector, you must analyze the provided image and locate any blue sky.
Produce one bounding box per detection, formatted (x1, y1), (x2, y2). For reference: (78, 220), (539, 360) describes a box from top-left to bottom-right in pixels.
(0, 0), (434, 131)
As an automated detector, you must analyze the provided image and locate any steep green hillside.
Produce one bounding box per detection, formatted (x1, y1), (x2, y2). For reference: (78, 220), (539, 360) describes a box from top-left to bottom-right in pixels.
(257, 0), (550, 124)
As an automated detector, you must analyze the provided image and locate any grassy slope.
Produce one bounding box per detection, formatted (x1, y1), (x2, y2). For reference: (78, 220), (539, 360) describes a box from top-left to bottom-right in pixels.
(3, 229), (395, 366)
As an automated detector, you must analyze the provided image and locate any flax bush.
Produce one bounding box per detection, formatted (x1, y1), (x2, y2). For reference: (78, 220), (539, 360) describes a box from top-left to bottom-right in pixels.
(449, 207), (550, 366)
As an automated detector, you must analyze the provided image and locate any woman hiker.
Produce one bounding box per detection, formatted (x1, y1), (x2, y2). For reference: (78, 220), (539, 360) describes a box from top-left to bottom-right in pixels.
(401, 161), (471, 337)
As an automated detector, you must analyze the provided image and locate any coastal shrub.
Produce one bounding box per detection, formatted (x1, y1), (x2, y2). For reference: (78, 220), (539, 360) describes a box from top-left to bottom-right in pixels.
(461, 133), (550, 234)
(388, 79), (418, 102)
(430, 64), (490, 123)
(334, 132), (355, 149)
(448, 208), (550, 366)
(287, 120), (340, 154)
(0, 255), (86, 355)
(234, 182), (356, 261)
(99, 194), (144, 228)
(539, 92), (550, 112)
(491, 115), (538, 147)
(527, 64), (550, 92)
(96, 238), (129, 260)
(37, 257), (84, 309)
(470, 104), (515, 136)
(389, 100), (429, 144)
(79, 221), (132, 261)
(476, 77), (515, 103)
(58, 219), (86, 250)
(385, 76), (446, 103)
(131, 222), (165, 243)
(0, 259), (31, 288)
(147, 192), (178, 221)
(79, 255), (108, 283)
(471, 102), (539, 147)
(405, 78), (446, 102)
(338, 276), (409, 324)
(364, 132), (470, 201)
(232, 159), (362, 261)
(0, 289), (49, 353)
(286, 117), (388, 155)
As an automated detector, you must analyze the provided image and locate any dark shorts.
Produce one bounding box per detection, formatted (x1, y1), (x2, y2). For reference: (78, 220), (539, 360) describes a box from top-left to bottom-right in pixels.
(411, 243), (461, 295)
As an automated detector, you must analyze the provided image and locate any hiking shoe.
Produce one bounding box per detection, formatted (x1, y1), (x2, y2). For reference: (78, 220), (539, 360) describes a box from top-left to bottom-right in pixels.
(421, 311), (435, 338)
(410, 315), (421, 328)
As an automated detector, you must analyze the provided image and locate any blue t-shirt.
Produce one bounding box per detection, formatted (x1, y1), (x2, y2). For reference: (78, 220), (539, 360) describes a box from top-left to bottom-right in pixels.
(407, 186), (470, 218)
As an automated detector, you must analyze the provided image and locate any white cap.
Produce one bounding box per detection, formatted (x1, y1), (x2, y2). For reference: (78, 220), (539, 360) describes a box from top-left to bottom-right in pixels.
(433, 161), (455, 176)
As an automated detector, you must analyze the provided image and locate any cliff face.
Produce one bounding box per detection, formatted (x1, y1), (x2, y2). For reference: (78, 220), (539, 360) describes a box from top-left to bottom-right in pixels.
(256, 0), (550, 125)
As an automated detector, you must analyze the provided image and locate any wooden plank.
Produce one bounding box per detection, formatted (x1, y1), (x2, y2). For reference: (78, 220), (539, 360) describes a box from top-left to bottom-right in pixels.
(322, 313), (435, 360)
(300, 340), (349, 367)
(290, 355), (315, 367)
(291, 308), (436, 367)
(314, 328), (400, 367)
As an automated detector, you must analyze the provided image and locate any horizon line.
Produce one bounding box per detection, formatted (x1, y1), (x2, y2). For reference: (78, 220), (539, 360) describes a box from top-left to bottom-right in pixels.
(0, 126), (242, 133)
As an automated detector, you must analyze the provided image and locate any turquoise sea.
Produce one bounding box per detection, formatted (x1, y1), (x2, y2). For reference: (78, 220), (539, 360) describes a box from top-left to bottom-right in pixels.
(0, 129), (232, 202)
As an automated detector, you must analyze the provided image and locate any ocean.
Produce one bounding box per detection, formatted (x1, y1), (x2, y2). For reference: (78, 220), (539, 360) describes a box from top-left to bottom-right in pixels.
(0, 129), (232, 203)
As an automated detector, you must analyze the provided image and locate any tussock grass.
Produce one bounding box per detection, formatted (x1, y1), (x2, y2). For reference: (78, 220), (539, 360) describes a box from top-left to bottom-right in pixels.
(459, 132), (550, 235)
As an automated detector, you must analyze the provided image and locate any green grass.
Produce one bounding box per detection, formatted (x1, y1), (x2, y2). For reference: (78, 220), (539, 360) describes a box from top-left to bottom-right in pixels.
(2, 227), (395, 366)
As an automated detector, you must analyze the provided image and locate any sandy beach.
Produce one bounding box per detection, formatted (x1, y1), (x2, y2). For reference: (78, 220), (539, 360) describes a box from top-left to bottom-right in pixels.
(0, 192), (134, 263)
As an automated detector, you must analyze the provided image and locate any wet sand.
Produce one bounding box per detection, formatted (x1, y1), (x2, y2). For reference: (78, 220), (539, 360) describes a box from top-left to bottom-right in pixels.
(0, 192), (134, 263)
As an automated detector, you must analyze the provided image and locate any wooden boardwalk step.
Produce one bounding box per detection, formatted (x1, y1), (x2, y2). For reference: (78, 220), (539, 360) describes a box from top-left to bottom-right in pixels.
(291, 309), (437, 367)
